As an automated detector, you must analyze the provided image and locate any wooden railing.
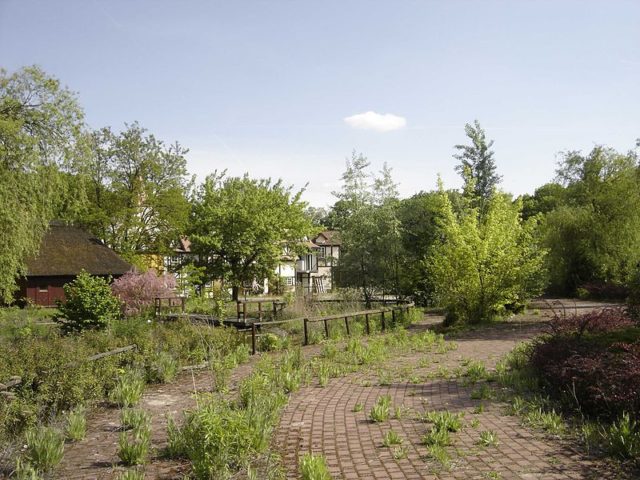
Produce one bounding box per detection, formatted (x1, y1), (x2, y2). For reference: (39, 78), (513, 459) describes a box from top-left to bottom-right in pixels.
(249, 303), (414, 355)
(236, 298), (286, 321)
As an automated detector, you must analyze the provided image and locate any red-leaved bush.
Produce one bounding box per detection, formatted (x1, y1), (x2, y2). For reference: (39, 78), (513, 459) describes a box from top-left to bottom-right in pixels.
(547, 308), (636, 337)
(530, 337), (640, 420)
(578, 282), (629, 300)
(111, 269), (177, 316)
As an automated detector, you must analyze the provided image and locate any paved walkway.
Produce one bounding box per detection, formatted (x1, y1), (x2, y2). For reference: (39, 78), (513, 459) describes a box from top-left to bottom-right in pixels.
(275, 305), (630, 480)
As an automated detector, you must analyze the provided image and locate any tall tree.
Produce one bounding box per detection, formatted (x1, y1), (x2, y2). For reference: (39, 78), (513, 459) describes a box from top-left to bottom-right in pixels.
(0, 66), (86, 302)
(453, 120), (501, 213)
(189, 173), (316, 300)
(332, 153), (404, 305)
(80, 123), (192, 263)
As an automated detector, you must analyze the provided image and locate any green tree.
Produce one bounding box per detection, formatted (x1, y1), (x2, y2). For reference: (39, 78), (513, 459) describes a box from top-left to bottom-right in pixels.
(426, 185), (546, 324)
(332, 153), (404, 305)
(55, 271), (122, 334)
(453, 120), (501, 213)
(0, 66), (86, 303)
(80, 123), (192, 261)
(519, 183), (565, 221)
(189, 173), (316, 300)
(543, 145), (640, 293)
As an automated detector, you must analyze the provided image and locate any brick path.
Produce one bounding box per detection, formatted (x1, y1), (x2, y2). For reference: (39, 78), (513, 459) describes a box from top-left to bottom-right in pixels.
(275, 305), (631, 480)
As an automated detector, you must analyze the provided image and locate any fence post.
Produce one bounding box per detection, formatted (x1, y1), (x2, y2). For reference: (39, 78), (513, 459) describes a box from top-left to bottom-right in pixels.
(365, 313), (370, 335)
(273, 302), (278, 318)
(303, 318), (309, 345)
(154, 298), (161, 317)
(381, 310), (386, 331)
(181, 297), (186, 313)
(251, 323), (257, 355)
(258, 302), (263, 321)
(344, 316), (350, 336)
(243, 302), (248, 322)
(392, 308), (397, 326)
(324, 319), (329, 339)
(237, 301), (241, 320)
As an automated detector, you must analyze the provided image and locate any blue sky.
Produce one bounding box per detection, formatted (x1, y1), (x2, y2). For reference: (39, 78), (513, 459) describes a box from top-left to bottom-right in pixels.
(1, 1), (639, 206)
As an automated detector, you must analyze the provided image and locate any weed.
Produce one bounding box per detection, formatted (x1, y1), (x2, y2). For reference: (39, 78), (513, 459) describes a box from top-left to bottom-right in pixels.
(470, 384), (493, 400)
(472, 403), (484, 414)
(299, 453), (332, 480)
(13, 458), (42, 480)
(209, 355), (234, 392)
(316, 362), (331, 387)
(116, 470), (145, 480)
(523, 408), (565, 435)
(120, 409), (151, 431)
(423, 410), (464, 432)
(426, 444), (450, 469)
(118, 423), (151, 466)
(484, 472), (502, 480)
(393, 405), (409, 420)
(369, 395), (391, 423)
(24, 426), (64, 473)
(422, 427), (451, 446)
(600, 412), (640, 459)
(109, 370), (146, 408)
(477, 430), (499, 447)
(505, 396), (526, 416)
(382, 430), (403, 447)
(146, 351), (178, 383)
(463, 361), (488, 384)
(470, 418), (480, 429)
(378, 371), (393, 386)
(392, 445), (408, 460)
(352, 403), (363, 413)
(65, 407), (87, 442)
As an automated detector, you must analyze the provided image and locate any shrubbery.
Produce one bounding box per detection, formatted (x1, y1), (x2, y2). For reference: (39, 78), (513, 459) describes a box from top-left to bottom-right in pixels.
(55, 271), (122, 333)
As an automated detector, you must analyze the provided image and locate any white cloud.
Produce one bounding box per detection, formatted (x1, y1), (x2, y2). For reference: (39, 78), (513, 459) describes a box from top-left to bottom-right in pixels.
(343, 111), (407, 132)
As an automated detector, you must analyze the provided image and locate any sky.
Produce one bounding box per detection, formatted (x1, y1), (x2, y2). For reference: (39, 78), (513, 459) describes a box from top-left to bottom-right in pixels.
(1, 0), (639, 207)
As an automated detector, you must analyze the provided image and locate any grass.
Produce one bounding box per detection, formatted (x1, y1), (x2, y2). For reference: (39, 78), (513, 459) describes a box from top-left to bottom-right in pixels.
(369, 395), (392, 423)
(470, 384), (493, 400)
(109, 370), (146, 408)
(382, 430), (403, 446)
(23, 425), (65, 473)
(422, 410), (464, 432)
(116, 469), (145, 480)
(64, 407), (86, 441)
(352, 403), (363, 413)
(121, 408), (151, 431)
(392, 445), (408, 460)
(477, 430), (499, 447)
(426, 444), (451, 469)
(298, 453), (333, 480)
(118, 422), (151, 466)
(422, 427), (451, 446)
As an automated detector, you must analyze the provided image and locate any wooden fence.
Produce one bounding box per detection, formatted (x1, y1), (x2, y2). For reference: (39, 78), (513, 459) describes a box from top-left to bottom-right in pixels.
(249, 303), (414, 355)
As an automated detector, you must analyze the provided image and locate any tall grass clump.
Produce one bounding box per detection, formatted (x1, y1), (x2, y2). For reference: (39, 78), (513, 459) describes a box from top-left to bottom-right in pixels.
(65, 407), (87, 441)
(22, 426), (65, 473)
(299, 453), (332, 480)
(109, 370), (146, 407)
(118, 421), (151, 466)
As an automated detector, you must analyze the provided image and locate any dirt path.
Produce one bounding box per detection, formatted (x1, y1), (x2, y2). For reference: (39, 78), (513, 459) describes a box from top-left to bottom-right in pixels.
(274, 303), (629, 480)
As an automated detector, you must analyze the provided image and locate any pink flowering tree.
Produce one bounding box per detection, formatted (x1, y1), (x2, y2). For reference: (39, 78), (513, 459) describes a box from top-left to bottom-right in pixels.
(111, 269), (177, 316)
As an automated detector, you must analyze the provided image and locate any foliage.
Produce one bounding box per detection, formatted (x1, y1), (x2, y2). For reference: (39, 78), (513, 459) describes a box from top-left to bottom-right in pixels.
(453, 120), (501, 214)
(23, 426), (65, 473)
(190, 172), (316, 300)
(426, 188), (547, 324)
(79, 122), (192, 259)
(547, 307), (635, 337)
(118, 421), (151, 466)
(332, 152), (404, 305)
(299, 453), (333, 480)
(111, 269), (177, 316)
(55, 271), (122, 333)
(543, 145), (640, 294)
(0, 66), (86, 303)
(628, 265), (640, 321)
(64, 406), (87, 441)
(121, 408), (151, 431)
(601, 412), (640, 460)
(145, 351), (178, 383)
(109, 370), (146, 408)
(382, 430), (403, 446)
(477, 430), (499, 447)
(369, 395), (392, 422)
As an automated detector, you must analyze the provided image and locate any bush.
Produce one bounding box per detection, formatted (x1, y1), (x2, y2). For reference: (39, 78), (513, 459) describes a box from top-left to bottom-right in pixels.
(55, 271), (122, 334)
(547, 307), (635, 337)
(111, 269), (177, 316)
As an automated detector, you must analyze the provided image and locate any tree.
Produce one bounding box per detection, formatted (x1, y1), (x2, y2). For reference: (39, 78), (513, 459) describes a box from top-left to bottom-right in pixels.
(519, 183), (565, 221)
(111, 269), (177, 316)
(453, 120), (501, 213)
(0, 66), (86, 303)
(79, 123), (192, 262)
(426, 184), (547, 324)
(189, 173), (316, 300)
(543, 145), (640, 293)
(332, 153), (404, 305)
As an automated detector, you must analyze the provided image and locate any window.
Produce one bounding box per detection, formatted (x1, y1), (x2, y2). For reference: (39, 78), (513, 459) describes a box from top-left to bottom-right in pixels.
(38, 285), (48, 292)
(318, 247), (326, 258)
(285, 277), (295, 286)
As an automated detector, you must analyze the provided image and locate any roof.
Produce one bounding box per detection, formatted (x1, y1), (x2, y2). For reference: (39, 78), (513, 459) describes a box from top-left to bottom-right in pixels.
(313, 230), (342, 246)
(25, 223), (132, 277)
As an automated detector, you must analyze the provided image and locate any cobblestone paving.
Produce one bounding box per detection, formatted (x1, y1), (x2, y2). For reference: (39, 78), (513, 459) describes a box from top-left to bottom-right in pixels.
(275, 307), (631, 480)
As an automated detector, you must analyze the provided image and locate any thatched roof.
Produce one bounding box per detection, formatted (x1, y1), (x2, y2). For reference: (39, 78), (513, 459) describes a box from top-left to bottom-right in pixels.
(25, 223), (132, 277)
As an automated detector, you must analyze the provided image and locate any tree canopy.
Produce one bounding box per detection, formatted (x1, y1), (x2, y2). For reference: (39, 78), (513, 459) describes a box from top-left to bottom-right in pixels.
(189, 173), (316, 300)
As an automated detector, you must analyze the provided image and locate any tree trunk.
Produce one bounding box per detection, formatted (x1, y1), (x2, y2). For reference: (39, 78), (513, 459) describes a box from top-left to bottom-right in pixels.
(232, 285), (239, 302)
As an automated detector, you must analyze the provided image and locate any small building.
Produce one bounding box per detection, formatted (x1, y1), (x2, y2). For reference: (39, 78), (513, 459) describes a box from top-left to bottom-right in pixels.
(17, 223), (132, 306)
(295, 230), (342, 294)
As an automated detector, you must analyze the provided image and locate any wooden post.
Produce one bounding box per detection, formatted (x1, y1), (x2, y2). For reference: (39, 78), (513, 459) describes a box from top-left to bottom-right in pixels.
(251, 323), (257, 355)
(344, 316), (350, 336)
(303, 318), (309, 346)
(258, 302), (263, 321)
(273, 302), (277, 318)
(381, 310), (386, 331)
(181, 297), (186, 313)
(324, 319), (329, 339)
(237, 301), (241, 320)
(154, 298), (161, 317)
(392, 308), (397, 326)
(365, 313), (370, 335)
(243, 302), (247, 322)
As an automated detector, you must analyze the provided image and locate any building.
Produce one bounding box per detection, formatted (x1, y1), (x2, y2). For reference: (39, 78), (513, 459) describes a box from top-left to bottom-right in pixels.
(17, 223), (132, 306)
(294, 230), (342, 294)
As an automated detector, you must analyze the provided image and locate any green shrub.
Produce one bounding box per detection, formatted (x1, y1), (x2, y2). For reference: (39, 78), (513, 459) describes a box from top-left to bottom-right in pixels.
(601, 412), (640, 459)
(299, 453), (332, 480)
(13, 458), (42, 480)
(55, 271), (122, 334)
(24, 426), (65, 473)
(258, 332), (283, 352)
(109, 370), (145, 408)
(65, 407), (87, 441)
